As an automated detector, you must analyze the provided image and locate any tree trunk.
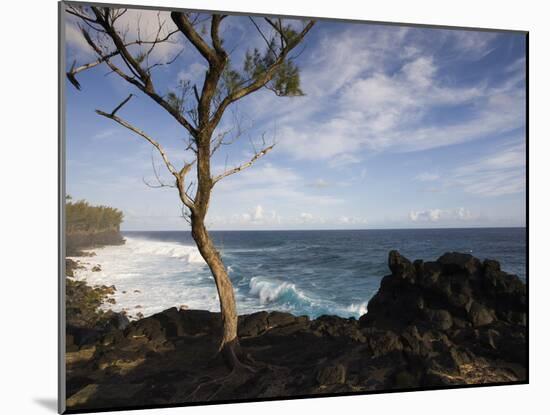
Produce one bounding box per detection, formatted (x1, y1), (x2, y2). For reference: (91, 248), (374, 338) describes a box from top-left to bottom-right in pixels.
(190, 215), (243, 369)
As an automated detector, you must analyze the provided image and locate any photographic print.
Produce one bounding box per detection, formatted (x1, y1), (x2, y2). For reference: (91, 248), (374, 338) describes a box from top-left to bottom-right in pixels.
(60, 1), (527, 413)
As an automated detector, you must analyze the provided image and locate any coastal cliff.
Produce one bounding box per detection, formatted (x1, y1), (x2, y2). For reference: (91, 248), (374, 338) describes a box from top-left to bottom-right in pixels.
(65, 251), (527, 411)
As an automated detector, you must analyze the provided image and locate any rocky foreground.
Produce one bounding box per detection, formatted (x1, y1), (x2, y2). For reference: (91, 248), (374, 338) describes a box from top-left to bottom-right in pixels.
(66, 251), (527, 411)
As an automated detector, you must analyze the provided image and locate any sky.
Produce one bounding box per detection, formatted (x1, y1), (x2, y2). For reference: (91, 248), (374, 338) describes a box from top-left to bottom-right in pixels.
(64, 7), (526, 231)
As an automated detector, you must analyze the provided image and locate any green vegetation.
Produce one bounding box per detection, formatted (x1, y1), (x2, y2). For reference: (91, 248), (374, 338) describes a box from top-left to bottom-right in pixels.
(66, 197), (123, 233)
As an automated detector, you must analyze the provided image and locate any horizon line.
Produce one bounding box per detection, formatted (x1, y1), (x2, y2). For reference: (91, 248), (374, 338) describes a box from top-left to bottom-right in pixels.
(121, 225), (527, 232)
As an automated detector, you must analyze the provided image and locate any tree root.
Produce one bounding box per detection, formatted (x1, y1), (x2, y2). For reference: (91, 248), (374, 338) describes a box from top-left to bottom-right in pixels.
(184, 362), (258, 402)
(184, 340), (278, 402)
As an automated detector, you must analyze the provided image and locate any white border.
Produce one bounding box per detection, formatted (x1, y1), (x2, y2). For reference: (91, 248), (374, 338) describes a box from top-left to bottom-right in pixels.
(3, 1), (546, 414)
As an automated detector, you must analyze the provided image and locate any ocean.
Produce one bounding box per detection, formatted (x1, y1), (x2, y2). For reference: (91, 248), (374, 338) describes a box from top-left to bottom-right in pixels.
(72, 228), (526, 320)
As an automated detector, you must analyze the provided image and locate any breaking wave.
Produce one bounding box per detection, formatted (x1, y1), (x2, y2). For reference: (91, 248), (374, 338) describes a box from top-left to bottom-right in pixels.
(249, 276), (309, 305)
(126, 237), (206, 265)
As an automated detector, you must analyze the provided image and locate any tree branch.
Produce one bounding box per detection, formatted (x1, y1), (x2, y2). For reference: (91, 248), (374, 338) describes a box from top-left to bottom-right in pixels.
(212, 143), (275, 184)
(211, 15), (227, 56)
(143, 152), (177, 189)
(248, 17), (277, 57)
(95, 108), (177, 177)
(75, 27), (197, 136)
(110, 93), (134, 116)
(171, 12), (218, 64)
(91, 7), (152, 86)
(209, 20), (315, 129)
(66, 51), (120, 90)
(95, 105), (196, 209)
(176, 161), (197, 208)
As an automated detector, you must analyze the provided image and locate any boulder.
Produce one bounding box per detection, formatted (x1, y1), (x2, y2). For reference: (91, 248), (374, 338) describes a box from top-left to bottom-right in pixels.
(424, 309), (453, 331)
(437, 252), (481, 275)
(239, 311), (269, 337)
(317, 364), (346, 385)
(365, 329), (403, 357)
(469, 302), (494, 327)
(418, 261), (442, 286)
(388, 250), (415, 280)
(267, 311), (298, 327)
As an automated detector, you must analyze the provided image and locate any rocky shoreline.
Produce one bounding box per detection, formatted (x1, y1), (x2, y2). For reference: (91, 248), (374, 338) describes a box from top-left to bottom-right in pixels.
(65, 250), (527, 411)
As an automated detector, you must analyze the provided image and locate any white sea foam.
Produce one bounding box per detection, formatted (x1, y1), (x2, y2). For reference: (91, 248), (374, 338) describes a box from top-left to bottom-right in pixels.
(70, 237), (217, 319)
(123, 237), (206, 264)
(345, 302), (369, 317)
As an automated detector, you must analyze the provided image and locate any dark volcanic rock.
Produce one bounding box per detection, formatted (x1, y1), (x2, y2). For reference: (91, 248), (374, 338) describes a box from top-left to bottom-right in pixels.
(469, 302), (494, 327)
(317, 364), (346, 385)
(66, 259), (83, 277)
(437, 252), (481, 275)
(66, 251), (526, 411)
(360, 250), (526, 389)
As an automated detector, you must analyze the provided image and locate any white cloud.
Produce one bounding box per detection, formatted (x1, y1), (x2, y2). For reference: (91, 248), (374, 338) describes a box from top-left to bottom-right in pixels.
(301, 27), (406, 97)
(451, 140), (526, 196)
(299, 212), (314, 222)
(209, 205), (281, 227)
(337, 216), (368, 225)
(409, 207), (475, 223)
(252, 205), (264, 221)
(444, 30), (497, 59)
(257, 27), (524, 164)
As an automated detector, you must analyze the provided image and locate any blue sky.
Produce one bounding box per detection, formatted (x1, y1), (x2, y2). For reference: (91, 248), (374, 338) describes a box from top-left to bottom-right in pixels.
(65, 8), (526, 230)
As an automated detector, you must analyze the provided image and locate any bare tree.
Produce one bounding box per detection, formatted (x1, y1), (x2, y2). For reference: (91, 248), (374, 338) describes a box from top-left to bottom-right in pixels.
(66, 5), (315, 369)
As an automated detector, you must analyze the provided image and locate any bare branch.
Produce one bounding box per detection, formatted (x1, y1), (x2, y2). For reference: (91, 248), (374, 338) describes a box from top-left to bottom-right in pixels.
(210, 129), (233, 156)
(65, 23), (178, 89)
(143, 152), (177, 188)
(110, 93), (134, 116)
(68, 8), (197, 135)
(73, 26), (197, 136)
(212, 142), (275, 184)
(95, 104), (197, 209)
(146, 48), (185, 72)
(80, 28), (146, 89)
(248, 17), (277, 57)
(91, 6), (151, 86)
(265, 18), (287, 46)
(95, 108), (178, 177)
(66, 50), (120, 89)
(66, 7), (98, 24)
